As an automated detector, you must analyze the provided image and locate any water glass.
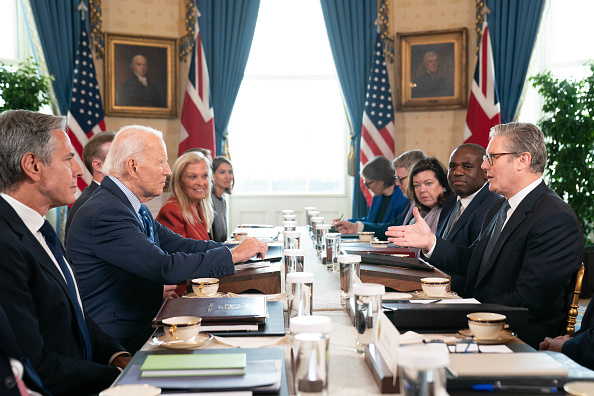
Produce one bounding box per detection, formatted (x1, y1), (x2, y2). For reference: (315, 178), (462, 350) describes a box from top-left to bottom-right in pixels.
(314, 224), (330, 253)
(287, 272), (314, 319)
(353, 283), (385, 353)
(338, 254), (360, 307)
(398, 344), (449, 396)
(284, 230), (301, 250)
(325, 233), (341, 271)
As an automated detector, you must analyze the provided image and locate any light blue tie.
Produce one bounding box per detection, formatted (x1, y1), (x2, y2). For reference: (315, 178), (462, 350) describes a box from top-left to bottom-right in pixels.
(139, 204), (154, 242)
(39, 220), (93, 360)
(479, 200), (511, 274)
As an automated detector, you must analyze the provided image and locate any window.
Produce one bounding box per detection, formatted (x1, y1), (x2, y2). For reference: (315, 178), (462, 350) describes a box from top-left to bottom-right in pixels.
(0, 0), (31, 64)
(227, 0), (347, 195)
(518, 0), (594, 123)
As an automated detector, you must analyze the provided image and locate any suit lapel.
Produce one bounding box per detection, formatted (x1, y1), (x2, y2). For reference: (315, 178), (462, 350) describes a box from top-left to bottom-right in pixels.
(475, 181), (547, 286)
(447, 185), (490, 240)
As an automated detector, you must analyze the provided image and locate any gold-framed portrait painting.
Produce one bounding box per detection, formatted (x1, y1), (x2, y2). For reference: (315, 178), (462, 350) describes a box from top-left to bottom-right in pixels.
(397, 28), (467, 111)
(104, 34), (177, 118)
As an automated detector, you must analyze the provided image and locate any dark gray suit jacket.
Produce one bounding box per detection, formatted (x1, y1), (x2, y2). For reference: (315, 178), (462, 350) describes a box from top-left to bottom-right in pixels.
(0, 196), (123, 396)
(430, 181), (584, 348)
(66, 177), (234, 352)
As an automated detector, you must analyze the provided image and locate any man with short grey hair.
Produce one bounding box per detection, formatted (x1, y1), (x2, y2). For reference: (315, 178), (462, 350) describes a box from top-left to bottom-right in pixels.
(0, 110), (129, 395)
(67, 125), (267, 353)
(386, 122), (584, 348)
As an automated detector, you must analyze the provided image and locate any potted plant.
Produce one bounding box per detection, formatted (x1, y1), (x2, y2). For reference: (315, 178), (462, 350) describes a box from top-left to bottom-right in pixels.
(531, 64), (594, 296)
(0, 57), (52, 111)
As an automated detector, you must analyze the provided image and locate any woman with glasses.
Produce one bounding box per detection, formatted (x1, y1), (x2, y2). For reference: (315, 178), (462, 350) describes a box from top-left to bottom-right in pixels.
(406, 158), (453, 232)
(333, 156), (408, 239)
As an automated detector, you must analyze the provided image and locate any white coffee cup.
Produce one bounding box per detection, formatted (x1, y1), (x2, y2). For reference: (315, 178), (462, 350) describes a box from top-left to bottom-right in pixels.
(420, 277), (449, 297)
(100, 385), (161, 396)
(358, 231), (374, 241)
(467, 312), (506, 340)
(191, 278), (219, 296)
(233, 231), (248, 242)
(162, 316), (202, 342)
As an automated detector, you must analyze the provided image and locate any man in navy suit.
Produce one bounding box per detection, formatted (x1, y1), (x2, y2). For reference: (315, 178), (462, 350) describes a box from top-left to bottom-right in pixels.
(0, 110), (130, 395)
(434, 144), (499, 293)
(67, 125), (267, 353)
(387, 122), (584, 348)
(64, 131), (115, 238)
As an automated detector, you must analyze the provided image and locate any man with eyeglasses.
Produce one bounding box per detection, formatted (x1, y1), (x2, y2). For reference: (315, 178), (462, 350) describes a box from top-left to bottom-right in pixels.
(392, 149), (427, 225)
(434, 143), (500, 293)
(386, 122), (584, 348)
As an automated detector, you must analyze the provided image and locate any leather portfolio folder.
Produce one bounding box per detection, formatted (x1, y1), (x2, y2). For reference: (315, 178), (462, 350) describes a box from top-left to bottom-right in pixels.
(344, 244), (415, 258)
(354, 252), (433, 271)
(382, 303), (529, 332)
(153, 296), (268, 324)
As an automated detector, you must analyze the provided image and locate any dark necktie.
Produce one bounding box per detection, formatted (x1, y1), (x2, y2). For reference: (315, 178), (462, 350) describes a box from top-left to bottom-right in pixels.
(139, 204), (154, 242)
(39, 220), (92, 360)
(442, 199), (462, 239)
(479, 200), (511, 274)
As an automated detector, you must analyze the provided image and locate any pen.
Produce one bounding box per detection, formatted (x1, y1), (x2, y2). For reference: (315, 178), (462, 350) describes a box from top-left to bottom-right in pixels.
(472, 384), (558, 393)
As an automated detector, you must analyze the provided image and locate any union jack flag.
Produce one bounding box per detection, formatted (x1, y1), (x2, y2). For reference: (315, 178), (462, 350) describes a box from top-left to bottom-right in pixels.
(66, 26), (106, 194)
(360, 34), (395, 205)
(179, 20), (215, 156)
(464, 20), (501, 148)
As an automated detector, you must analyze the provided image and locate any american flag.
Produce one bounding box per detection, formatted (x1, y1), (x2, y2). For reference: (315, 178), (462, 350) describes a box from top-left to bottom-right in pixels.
(360, 34), (395, 205)
(179, 20), (215, 156)
(463, 21), (501, 148)
(66, 26), (106, 194)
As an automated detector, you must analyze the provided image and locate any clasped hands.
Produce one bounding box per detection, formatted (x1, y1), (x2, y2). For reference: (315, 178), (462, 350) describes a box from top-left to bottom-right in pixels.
(385, 207), (436, 252)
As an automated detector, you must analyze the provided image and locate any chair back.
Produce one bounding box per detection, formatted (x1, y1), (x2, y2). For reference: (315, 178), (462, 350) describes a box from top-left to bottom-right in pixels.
(566, 263), (585, 335)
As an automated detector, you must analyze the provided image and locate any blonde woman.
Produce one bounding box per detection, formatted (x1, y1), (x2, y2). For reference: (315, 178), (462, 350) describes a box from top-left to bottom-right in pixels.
(157, 151), (214, 240)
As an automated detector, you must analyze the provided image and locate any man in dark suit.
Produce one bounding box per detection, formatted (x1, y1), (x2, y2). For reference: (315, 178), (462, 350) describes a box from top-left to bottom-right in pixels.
(0, 110), (130, 395)
(434, 144), (499, 293)
(387, 122), (584, 348)
(0, 303), (50, 396)
(116, 55), (165, 107)
(67, 125), (267, 353)
(64, 131), (115, 238)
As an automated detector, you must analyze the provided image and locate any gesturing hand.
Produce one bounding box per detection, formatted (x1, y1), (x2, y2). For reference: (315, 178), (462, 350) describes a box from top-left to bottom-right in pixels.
(385, 207), (435, 252)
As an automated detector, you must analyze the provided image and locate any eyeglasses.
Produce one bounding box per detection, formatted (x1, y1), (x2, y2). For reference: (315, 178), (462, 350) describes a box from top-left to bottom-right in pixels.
(363, 180), (376, 188)
(395, 176), (408, 185)
(482, 152), (519, 166)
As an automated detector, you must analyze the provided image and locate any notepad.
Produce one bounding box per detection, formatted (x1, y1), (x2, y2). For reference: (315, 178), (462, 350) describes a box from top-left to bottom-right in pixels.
(141, 353), (247, 377)
(448, 353), (568, 378)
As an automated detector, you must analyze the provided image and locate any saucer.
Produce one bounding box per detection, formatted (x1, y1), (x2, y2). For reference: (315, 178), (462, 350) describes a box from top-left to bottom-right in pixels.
(413, 290), (459, 299)
(458, 329), (517, 344)
(149, 333), (212, 349)
(183, 291), (227, 298)
(564, 381), (594, 395)
(383, 292), (413, 300)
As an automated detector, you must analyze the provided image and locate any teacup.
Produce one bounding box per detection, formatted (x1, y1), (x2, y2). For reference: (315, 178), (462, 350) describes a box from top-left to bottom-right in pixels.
(162, 316), (202, 342)
(233, 231), (248, 242)
(358, 232), (375, 242)
(370, 240), (389, 248)
(191, 278), (219, 296)
(467, 312), (506, 340)
(420, 277), (449, 297)
(100, 384), (161, 396)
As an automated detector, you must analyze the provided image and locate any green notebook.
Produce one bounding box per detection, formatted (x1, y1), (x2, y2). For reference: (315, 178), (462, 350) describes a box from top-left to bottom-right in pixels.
(141, 353), (247, 377)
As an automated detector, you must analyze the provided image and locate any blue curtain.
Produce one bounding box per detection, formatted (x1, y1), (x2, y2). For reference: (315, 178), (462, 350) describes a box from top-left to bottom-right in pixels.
(196, 0), (260, 156)
(320, 0), (377, 218)
(487, 0), (545, 123)
(25, 0), (85, 115)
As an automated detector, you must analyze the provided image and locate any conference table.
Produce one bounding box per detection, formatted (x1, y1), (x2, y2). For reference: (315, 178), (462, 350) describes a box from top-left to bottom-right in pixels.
(132, 226), (583, 395)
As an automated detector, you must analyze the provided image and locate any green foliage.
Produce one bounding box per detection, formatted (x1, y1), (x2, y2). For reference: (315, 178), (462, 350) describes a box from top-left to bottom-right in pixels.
(0, 57), (52, 111)
(531, 64), (594, 242)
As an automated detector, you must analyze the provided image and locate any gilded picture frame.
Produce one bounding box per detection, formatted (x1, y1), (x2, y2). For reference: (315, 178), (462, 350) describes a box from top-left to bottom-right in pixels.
(397, 28), (467, 111)
(104, 34), (177, 118)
